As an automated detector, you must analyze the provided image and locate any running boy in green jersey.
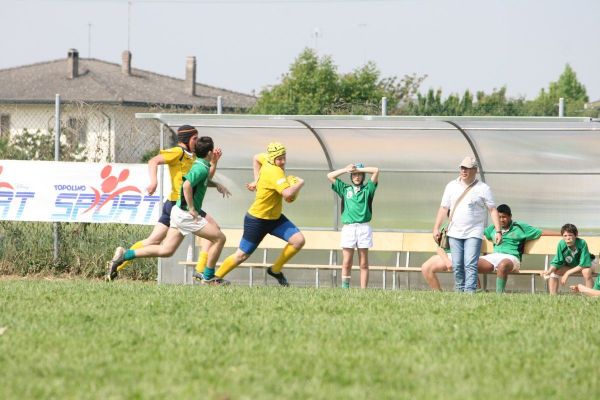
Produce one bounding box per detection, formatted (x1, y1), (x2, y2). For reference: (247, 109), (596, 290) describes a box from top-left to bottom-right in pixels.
(541, 223), (594, 295)
(478, 204), (560, 293)
(109, 137), (228, 285)
(327, 163), (379, 289)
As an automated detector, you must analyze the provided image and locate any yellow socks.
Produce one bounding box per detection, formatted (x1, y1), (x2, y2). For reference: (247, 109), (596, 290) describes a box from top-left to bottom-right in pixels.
(195, 251), (208, 274)
(215, 254), (239, 278)
(271, 244), (300, 273)
(117, 240), (144, 271)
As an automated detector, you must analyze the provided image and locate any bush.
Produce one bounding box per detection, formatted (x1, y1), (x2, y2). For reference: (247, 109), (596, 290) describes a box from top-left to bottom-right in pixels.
(0, 221), (156, 280)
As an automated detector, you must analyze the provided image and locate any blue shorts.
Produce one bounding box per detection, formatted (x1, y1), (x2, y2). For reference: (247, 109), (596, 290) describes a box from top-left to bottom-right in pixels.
(158, 200), (206, 227)
(239, 213), (300, 254)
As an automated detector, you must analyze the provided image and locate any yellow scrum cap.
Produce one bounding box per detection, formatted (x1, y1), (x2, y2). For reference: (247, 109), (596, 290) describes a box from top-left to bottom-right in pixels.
(267, 142), (286, 164)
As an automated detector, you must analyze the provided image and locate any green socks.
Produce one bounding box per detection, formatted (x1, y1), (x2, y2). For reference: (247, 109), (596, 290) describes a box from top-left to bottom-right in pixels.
(124, 249), (136, 261)
(342, 276), (351, 289)
(203, 267), (215, 280)
(496, 277), (507, 293)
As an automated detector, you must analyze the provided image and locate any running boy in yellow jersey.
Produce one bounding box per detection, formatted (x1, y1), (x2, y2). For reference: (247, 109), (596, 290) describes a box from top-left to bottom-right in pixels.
(106, 125), (229, 281)
(211, 142), (305, 286)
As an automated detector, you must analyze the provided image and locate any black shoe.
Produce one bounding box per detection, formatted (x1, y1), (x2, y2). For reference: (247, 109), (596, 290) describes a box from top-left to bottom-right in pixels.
(106, 247), (124, 282)
(267, 267), (289, 287)
(201, 276), (231, 286)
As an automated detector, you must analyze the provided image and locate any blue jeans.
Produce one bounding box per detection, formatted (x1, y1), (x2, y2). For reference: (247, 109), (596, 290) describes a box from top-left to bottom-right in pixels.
(449, 237), (482, 293)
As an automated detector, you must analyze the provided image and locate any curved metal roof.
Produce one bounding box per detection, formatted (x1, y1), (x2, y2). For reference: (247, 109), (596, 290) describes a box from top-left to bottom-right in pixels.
(137, 113), (600, 233)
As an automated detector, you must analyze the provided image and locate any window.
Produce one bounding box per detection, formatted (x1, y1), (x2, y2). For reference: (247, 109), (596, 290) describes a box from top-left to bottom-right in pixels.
(0, 114), (10, 137)
(67, 117), (87, 145)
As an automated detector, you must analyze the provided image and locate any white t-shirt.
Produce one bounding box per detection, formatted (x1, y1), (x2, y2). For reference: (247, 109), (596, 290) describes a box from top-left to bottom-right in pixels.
(440, 178), (495, 239)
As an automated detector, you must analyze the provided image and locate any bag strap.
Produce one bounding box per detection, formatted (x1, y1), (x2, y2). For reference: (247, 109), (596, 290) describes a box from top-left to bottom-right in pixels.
(448, 179), (478, 223)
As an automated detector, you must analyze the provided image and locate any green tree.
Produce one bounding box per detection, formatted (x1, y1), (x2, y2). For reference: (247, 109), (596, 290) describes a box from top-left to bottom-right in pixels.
(252, 48), (425, 115)
(527, 64), (590, 116)
(405, 87), (526, 116)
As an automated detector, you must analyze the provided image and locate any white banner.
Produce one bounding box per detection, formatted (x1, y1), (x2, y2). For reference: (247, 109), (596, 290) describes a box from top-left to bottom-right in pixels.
(0, 160), (172, 225)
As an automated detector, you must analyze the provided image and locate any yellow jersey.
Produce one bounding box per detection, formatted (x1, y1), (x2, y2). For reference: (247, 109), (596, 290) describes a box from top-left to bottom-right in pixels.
(247, 153), (291, 220)
(160, 146), (195, 201)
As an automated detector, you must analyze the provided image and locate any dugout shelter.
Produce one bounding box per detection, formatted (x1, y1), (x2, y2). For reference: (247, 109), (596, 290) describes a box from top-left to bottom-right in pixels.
(136, 114), (600, 285)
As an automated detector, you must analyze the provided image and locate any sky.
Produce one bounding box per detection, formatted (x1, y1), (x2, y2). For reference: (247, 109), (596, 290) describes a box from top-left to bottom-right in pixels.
(2, 0), (599, 101)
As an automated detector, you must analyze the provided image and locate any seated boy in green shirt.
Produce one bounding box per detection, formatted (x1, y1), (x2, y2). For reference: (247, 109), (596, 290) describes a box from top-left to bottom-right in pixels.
(541, 223), (594, 295)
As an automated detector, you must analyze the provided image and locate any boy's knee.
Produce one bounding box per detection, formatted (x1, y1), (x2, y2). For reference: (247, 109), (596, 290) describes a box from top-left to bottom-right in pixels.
(292, 235), (305, 249)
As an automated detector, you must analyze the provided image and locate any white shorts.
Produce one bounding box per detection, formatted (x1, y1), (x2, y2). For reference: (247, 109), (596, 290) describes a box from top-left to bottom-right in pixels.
(480, 253), (521, 271)
(340, 223), (373, 249)
(170, 205), (208, 236)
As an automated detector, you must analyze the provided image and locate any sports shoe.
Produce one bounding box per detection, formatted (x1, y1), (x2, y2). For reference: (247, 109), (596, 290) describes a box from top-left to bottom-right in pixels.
(106, 246), (125, 282)
(267, 267), (289, 287)
(192, 271), (205, 282)
(201, 276), (231, 286)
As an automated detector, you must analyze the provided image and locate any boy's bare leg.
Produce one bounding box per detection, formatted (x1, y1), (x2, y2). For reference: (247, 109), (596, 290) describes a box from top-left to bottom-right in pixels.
(421, 255), (448, 291)
(133, 228), (184, 258)
(358, 248), (369, 289)
(342, 248), (354, 288)
(194, 220), (226, 268)
(571, 284), (600, 297)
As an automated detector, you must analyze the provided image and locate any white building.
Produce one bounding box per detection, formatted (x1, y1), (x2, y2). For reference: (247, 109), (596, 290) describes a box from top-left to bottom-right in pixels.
(0, 49), (256, 162)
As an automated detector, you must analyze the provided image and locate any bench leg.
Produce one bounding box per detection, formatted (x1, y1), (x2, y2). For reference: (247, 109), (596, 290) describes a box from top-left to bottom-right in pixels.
(316, 268), (320, 288)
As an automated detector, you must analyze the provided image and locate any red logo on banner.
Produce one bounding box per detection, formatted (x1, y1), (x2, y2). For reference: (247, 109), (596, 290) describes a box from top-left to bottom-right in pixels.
(83, 165), (141, 213)
(0, 165), (15, 190)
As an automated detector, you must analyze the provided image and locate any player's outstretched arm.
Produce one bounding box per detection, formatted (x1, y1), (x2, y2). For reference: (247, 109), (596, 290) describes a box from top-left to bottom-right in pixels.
(208, 148), (222, 179)
(246, 153), (264, 191)
(146, 154), (166, 195)
(208, 181), (231, 198)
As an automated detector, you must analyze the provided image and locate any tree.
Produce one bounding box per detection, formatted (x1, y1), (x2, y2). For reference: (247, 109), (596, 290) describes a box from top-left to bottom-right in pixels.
(405, 87), (527, 116)
(251, 48), (425, 115)
(527, 64), (589, 116)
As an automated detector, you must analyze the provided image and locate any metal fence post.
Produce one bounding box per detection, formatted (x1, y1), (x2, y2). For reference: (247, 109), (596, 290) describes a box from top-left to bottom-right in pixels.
(217, 96), (223, 115)
(381, 97), (387, 116)
(559, 97), (565, 117)
(53, 94), (60, 263)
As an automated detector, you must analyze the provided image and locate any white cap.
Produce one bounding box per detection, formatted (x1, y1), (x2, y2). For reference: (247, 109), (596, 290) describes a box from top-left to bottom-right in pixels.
(460, 156), (478, 169)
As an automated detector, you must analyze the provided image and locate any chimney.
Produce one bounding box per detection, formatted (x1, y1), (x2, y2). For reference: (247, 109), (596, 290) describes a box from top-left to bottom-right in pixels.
(121, 50), (132, 75)
(185, 56), (196, 96)
(67, 48), (79, 79)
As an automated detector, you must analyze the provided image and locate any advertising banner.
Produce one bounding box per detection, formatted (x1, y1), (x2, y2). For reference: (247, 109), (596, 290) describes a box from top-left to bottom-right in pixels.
(0, 160), (172, 225)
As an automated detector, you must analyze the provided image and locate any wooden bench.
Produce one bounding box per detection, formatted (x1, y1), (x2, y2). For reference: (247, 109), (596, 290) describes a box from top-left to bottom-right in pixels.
(180, 229), (600, 292)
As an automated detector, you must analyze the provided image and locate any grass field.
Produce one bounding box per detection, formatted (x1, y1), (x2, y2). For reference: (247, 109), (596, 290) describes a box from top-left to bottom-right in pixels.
(0, 279), (598, 399)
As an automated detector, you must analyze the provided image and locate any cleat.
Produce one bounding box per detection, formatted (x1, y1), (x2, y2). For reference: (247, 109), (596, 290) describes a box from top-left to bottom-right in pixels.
(267, 267), (289, 287)
(201, 276), (230, 286)
(106, 247), (125, 282)
(192, 271), (205, 282)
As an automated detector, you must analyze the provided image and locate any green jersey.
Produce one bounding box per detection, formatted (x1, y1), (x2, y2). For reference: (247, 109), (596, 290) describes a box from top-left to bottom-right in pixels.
(331, 179), (377, 224)
(177, 158), (210, 212)
(551, 238), (592, 268)
(593, 275), (600, 290)
(484, 221), (542, 260)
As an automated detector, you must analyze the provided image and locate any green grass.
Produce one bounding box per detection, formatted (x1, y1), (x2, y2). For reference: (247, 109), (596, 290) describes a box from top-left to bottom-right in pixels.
(0, 279), (599, 399)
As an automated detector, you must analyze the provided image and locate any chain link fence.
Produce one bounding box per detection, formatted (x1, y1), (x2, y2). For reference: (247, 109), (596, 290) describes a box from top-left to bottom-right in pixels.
(0, 101), (218, 279)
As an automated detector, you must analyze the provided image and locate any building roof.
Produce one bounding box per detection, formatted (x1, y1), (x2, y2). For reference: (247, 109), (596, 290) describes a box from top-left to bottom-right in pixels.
(0, 51), (256, 110)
